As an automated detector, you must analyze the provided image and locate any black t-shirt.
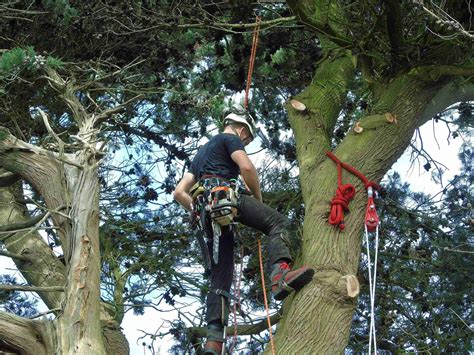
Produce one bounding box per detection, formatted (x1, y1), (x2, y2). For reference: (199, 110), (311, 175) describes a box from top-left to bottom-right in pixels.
(190, 133), (245, 180)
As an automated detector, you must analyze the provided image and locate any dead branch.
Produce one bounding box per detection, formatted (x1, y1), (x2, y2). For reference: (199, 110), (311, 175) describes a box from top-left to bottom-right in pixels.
(0, 284), (64, 292)
(187, 313), (282, 338)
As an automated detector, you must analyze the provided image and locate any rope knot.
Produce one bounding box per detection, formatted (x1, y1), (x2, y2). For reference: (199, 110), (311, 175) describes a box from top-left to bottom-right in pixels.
(329, 183), (356, 230)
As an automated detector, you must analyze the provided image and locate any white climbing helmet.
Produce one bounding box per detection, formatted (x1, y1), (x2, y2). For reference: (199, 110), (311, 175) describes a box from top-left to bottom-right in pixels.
(222, 104), (256, 139)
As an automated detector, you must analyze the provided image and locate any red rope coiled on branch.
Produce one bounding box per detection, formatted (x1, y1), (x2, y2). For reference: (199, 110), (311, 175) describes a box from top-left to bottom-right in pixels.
(326, 151), (381, 231)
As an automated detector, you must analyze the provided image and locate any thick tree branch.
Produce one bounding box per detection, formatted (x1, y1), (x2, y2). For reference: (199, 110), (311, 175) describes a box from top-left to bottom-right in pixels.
(0, 126), (74, 261)
(110, 16), (297, 35)
(0, 311), (49, 355)
(415, 78), (474, 126)
(0, 184), (67, 312)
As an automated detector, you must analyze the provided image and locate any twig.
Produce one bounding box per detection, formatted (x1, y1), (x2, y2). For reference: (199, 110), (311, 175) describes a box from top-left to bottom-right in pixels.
(0, 284), (64, 292)
(443, 247), (474, 254)
(449, 308), (474, 330)
(0, 249), (30, 262)
(29, 308), (62, 319)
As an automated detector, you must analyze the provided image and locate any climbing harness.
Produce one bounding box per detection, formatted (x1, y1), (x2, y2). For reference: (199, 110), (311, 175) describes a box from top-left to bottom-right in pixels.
(191, 176), (240, 266)
(326, 151), (381, 354)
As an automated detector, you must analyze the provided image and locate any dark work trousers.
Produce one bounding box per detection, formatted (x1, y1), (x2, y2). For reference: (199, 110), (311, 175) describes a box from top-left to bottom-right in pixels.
(204, 194), (293, 326)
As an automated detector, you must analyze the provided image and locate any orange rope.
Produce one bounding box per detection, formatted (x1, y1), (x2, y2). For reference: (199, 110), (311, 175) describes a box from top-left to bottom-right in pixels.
(242, 16), (276, 355)
(258, 238), (276, 355)
(244, 16), (261, 109)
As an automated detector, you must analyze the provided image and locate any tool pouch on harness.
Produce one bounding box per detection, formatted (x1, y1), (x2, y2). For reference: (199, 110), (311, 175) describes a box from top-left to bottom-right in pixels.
(208, 186), (238, 226)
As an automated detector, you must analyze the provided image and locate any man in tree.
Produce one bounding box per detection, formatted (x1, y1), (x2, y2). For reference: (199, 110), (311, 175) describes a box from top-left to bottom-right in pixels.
(173, 105), (314, 354)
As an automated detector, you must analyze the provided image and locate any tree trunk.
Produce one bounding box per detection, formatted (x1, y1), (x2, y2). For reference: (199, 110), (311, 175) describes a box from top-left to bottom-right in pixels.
(270, 63), (465, 352)
(0, 128), (129, 354)
(56, 152), (106, 354)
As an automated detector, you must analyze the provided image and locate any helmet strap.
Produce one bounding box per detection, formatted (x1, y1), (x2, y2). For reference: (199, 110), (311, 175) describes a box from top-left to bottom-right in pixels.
(229, 125), (242, 138)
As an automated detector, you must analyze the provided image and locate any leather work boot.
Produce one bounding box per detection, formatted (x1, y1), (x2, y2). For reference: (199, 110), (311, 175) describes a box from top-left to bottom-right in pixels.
(271, 262), (314, 301)
(204, 340), (224, 355)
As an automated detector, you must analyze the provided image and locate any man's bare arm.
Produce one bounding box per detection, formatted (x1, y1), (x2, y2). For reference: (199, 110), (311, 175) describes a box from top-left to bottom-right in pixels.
(173, 173), (196, 211)
(230, 150), (262, 202)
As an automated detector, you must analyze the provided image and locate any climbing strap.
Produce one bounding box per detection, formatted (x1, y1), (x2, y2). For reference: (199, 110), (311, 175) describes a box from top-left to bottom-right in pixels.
(228, 15), (266, 354)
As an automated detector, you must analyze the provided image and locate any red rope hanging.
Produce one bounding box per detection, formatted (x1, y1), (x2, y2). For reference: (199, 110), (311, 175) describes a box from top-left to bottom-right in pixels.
(326, 151), (381, 231)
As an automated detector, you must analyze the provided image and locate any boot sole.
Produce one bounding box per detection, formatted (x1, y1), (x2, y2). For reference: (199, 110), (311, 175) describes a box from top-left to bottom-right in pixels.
(273, 268), (314, 301)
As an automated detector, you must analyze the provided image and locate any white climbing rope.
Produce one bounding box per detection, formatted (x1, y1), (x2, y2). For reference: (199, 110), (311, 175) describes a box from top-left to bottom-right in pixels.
(365, 224), (379, 354)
